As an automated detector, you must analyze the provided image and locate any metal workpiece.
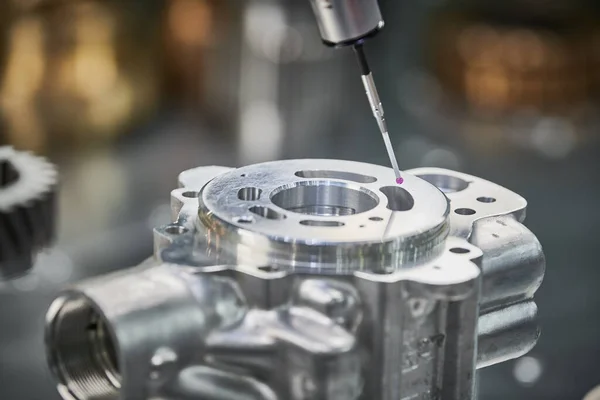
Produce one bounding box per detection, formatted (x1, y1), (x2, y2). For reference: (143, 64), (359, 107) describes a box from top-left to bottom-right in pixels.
(407, 167), (545, 369)
(45, 159), (545, 400)
(308, 0), (384, 46)
(197, 159), (449, 271)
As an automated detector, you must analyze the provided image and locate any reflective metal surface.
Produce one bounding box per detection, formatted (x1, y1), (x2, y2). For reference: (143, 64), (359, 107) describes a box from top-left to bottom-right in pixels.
(308, 0), (383, 46)
(45, 159), (544, 400)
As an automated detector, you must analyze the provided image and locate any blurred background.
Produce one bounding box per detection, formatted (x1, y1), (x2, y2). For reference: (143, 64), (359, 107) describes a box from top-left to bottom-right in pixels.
(0, 0), (599, 399)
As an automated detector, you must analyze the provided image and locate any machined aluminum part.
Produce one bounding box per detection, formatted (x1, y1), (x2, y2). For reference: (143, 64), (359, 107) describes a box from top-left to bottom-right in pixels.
(45, 159), (545, 400)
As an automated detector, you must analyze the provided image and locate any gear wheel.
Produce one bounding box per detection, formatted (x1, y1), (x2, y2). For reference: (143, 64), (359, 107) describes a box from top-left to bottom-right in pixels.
(0, 146), (57, 279)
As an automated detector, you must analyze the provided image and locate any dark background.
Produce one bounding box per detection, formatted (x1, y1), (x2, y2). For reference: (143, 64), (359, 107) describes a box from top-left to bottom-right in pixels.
(0, 0), (599, 399)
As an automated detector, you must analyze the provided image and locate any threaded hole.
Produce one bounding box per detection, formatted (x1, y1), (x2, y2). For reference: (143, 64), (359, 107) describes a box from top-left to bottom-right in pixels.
(47, 295), (120, 400)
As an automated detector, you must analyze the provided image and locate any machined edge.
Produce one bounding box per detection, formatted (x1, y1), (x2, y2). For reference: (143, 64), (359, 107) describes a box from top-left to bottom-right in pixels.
(406, 167), (527, 239)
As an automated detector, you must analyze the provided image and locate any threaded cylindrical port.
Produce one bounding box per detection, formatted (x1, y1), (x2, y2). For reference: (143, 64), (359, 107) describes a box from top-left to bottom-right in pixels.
(46, 294), (121, 400)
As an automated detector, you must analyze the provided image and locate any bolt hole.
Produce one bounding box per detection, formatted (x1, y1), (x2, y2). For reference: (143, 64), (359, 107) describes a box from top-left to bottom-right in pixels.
(450, 247), (470, 254)
(182, 191), (198, 198)
(258, 265), (279, 272)
(234, 217), (254, 224)
(359, 224), (365, 228)
(477, 196), (496, 203)
(455, 208), (476, 216)
(241, 174), (246, 177)
(165, 225), (188, 235)
(369, 216), (383, 221)
(372, 269), (393, 275)
(238, 187), (262, 201)
(249, 206), (285, 220)
(492, 233), (500, 238)
(433, 266), (441, 270)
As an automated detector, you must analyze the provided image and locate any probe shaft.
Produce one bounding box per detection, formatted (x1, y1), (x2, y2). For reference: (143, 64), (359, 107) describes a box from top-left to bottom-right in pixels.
(353, 45), (403, 184)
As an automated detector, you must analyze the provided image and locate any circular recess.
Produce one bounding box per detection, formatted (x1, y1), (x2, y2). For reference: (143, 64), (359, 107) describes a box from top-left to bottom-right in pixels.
(182, 191), (198, 198)
(165, 225), (188, 235)
(477, 196), (496, 203)
(271, 182), (378, 217)
(455, 208), (476, 215)
(450, 247), (470, 254)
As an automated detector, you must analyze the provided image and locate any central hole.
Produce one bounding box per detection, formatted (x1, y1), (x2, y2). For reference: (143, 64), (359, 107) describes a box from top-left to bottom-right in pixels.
(0, 159), (20, 188)
(270, 181), (378, 217)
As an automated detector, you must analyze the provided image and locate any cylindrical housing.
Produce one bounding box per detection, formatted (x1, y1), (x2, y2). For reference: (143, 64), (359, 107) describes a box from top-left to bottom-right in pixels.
(308, 0), (384, 46)
(44, 264), (245, 400)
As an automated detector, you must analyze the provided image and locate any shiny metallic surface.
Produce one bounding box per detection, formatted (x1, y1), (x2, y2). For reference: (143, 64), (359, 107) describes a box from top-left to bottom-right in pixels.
(308, 0), (384, 45)
(0, 146), (57, 279)
(361, 73), (388, 135)
(45, 159), (545, 400)
(198, 159), (449, 271)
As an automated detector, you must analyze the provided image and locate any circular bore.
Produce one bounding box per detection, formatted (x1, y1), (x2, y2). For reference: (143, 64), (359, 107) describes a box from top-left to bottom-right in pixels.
(199, 159), (450, 271)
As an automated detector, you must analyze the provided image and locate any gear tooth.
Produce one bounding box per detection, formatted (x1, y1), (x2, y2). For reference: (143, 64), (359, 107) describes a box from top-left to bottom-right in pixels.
(0, 147), (57, 277)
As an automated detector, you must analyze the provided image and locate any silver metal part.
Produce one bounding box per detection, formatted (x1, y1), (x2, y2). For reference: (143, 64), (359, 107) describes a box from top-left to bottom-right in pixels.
(44, 159), (545, 400)
(308, 0), (384, 46)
